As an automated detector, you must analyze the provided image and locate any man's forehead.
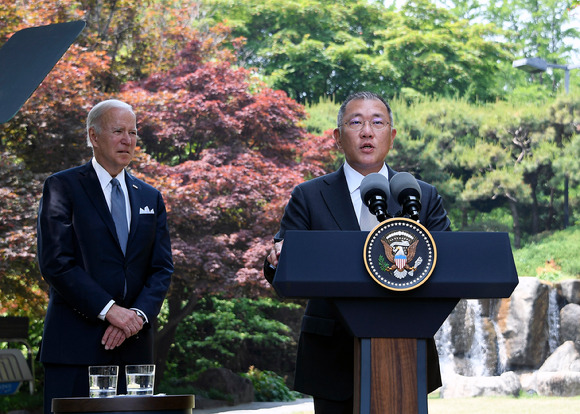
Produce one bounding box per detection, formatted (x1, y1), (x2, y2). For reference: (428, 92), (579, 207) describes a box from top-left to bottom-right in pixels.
(102, 108), (136, 124)
(344, 98), (388, 115)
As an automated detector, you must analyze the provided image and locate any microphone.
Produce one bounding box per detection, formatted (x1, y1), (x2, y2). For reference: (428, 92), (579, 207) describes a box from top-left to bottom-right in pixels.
(390, 172), (422, 221)
(360, 173), (391, 223)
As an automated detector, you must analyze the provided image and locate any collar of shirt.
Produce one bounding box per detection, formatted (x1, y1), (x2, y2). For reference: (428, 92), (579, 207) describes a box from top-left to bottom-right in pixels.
(343, 161), (389, 222)
(91, 158), (131, 225)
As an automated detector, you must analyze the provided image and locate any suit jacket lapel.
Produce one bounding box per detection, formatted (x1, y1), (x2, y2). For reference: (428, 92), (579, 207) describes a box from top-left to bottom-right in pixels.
(78, 162), (118, 240)
(320, 167), (360, 231)
(125, 172), (141, 248)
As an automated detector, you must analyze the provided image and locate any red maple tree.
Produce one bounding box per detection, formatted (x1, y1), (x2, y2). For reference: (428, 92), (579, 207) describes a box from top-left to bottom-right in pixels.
(0, 2), (336, 383)
(121, 29), (334, 376)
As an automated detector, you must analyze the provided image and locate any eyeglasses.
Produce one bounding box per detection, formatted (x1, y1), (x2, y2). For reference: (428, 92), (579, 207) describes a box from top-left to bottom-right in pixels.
(343, 118), (391, 131)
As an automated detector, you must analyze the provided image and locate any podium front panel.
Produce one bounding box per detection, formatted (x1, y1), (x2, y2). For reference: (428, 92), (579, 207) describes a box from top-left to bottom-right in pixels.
(274, 230), (518, 300)
(335, 298), (460, 338)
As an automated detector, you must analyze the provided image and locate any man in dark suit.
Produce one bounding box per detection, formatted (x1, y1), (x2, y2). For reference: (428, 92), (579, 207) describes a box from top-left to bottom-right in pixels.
(264, 91), (450, 414)
(37, 99), (173, 413)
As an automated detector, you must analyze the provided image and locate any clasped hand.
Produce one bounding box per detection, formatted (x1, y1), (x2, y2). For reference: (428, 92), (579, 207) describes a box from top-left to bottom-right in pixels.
(102, 304), (143, 350)
(267, 240), (284, 268)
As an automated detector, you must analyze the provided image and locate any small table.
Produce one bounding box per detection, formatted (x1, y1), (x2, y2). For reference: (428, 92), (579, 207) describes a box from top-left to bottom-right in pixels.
(52, 395), (195, 414)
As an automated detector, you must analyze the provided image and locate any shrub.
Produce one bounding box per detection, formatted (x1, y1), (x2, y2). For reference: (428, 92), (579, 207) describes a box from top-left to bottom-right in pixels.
(163, 296), (303, 384)
(242, 366), (300, 402)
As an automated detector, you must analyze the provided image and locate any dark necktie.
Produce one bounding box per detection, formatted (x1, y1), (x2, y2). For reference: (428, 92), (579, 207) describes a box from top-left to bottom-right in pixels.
(110, 178), (128, 255)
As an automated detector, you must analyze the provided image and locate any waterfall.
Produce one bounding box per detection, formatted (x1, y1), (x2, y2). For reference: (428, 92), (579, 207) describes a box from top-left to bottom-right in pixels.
(436, 299), (505, 377)
(465, 299), (490, 376)
(548, 289), (560, 353)
(492, 318), (507, 375)
(435, 318), (456, 378)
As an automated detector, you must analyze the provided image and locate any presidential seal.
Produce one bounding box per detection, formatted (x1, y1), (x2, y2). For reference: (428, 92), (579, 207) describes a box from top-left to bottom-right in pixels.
(363, 217), (437, 291)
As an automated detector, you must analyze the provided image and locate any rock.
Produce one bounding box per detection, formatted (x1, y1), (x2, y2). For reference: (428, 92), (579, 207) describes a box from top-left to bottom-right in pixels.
(440, 371), (520, 398)
(439, 300), (499, 376)
(447, 300), (476, 356)
(560, 303), (580, 348)
(539, 341), (580, 372)
(535, 371), (580, 396)
(437, 277), (580, 398)
(556, 280), (580, 305)
(501, 277), (551, 369)
(193, 367), (254, 406)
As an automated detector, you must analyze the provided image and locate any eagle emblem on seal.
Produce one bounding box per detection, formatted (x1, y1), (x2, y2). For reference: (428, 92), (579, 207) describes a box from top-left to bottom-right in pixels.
(364, 218), (436, 291)
(379, 235), (423, 279)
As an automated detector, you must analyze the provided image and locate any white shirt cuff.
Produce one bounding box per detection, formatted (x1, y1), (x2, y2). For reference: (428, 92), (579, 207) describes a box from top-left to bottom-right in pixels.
(98, 300), (115, 320)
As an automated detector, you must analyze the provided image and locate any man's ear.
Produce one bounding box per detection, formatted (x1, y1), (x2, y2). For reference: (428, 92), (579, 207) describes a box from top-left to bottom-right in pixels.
(333, 128), (342, 149)
(88, 127), (98, 147)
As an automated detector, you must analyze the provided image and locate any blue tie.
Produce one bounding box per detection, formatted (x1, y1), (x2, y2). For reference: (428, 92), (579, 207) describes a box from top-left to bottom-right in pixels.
(110, 178), (128, 255)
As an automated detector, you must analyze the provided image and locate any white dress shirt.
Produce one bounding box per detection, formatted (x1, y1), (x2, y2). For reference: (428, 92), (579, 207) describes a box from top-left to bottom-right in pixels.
(91, 158), (147, 323)
(343, 161), (389, 225)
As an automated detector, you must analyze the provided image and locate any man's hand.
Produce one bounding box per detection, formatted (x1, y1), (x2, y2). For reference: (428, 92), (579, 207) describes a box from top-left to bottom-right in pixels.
(104, 304), (143, 339)
(267, 240), (284, 268)
(101, 325), (126, 350)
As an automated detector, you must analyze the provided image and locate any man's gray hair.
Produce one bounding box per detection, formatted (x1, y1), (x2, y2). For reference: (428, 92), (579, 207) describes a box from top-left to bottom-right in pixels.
(337, 91), (394, 128)
(86, 99), (134, 147)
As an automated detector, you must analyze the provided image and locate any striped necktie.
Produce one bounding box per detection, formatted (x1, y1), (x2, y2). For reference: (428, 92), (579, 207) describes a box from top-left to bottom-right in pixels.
(110, 178), (128, 255)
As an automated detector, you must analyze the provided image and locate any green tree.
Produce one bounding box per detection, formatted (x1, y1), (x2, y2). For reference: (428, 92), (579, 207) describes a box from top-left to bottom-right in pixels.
(484, 0), (579, 94)
(203, 0), (512, 102)
(377, 0), (512, 101)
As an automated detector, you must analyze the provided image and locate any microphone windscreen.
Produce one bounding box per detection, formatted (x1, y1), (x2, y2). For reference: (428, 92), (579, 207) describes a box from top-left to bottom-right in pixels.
(390, 172), (422, 202)
(360, 173), (390, 204)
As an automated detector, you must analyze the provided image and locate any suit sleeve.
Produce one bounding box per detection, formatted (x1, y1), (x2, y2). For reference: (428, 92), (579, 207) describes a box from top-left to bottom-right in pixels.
(418, 182), (451, 232)
(37, 174), (116, 319)
(263, 184), (312, 283)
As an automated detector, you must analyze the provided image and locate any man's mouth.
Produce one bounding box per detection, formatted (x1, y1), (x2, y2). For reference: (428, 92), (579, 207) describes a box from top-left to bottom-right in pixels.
(361, 143), (374, 150)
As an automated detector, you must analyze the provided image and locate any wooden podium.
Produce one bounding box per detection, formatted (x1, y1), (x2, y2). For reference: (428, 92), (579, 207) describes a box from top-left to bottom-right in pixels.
(52, 395), (195, 414)
(272, 230), (518, 414)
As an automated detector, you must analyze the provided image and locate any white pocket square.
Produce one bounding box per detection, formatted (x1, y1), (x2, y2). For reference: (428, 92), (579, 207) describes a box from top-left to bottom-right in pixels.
(139, 206), (155, 214)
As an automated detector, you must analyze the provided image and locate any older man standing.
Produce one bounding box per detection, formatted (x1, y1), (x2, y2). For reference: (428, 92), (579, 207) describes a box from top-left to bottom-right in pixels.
(37, 99), (173, 412)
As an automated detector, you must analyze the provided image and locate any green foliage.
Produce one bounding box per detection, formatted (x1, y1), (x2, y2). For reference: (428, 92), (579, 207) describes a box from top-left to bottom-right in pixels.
(513, 224), (580, 281)
(163, 296), (302, 382)
(242, 366), (301, 402)
(202, 0), (513, 103)
(378, 254), (389, 271)
(304, 96), (339, 134)
(0, 391), (43, 413)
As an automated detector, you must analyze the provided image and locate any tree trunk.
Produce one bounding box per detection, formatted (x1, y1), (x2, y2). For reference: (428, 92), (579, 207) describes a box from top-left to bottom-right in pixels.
(529, 175), (539, 234)
(509, 199), (521, 249)
(154, 294), (199, 386)
(547, 188), (555, 230)
(154, 317), (179, 388)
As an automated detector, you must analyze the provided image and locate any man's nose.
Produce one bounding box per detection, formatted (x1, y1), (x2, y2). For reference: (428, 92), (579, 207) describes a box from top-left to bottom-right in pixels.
(120, 132), (131, 144)
(360, 121), (374, 136)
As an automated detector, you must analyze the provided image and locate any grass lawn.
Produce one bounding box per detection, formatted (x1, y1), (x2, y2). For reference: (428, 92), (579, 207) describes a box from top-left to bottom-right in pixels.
(429, 396), (580, 414)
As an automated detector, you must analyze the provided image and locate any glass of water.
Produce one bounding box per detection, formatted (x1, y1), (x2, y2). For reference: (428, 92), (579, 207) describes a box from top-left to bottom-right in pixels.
(125, 364), (155, 396)
(88, 365), (118, 398)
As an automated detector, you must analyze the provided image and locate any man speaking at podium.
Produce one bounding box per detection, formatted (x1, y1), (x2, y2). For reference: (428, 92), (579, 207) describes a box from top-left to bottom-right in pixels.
(264, 91), (451, 414)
